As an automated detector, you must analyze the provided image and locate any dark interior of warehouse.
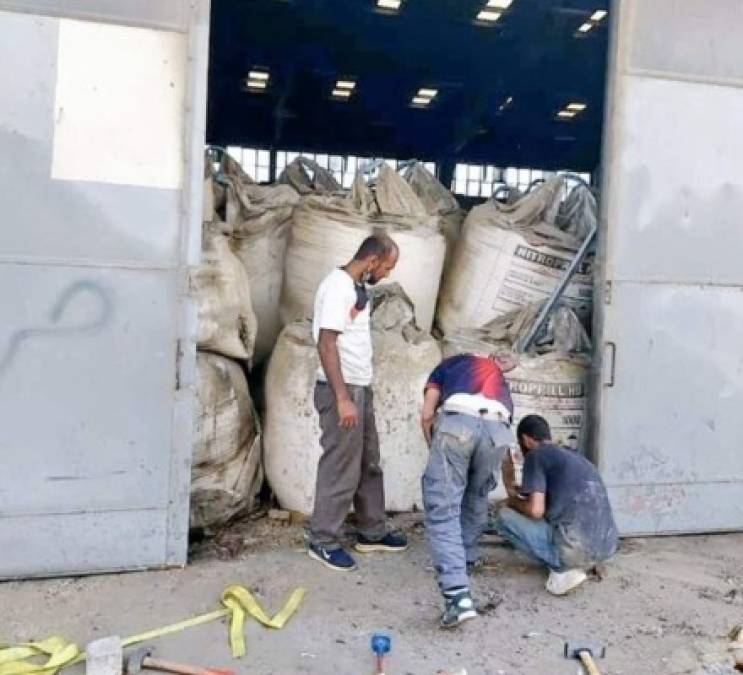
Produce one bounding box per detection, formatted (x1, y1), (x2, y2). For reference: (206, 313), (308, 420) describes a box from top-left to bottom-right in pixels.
(206, 0), (610, 191)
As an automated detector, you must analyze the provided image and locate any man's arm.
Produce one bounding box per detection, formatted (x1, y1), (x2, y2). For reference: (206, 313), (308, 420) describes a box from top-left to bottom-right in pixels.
(317, 328), (358, 428)
(507, 491), (546, 520)
(421, 387), (441, 445)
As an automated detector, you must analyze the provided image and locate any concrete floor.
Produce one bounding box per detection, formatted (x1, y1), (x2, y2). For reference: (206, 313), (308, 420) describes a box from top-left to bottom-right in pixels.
(2, 516), (743, 675)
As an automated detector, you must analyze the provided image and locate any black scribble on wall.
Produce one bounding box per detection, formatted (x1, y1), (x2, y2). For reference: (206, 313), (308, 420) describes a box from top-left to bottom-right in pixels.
(0, 280), (112, 375)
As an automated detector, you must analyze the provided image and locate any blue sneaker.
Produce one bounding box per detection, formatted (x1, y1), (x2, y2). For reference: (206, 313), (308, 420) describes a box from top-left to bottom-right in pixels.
(354, 532), (408, 553)
(308, 543), (357, 572)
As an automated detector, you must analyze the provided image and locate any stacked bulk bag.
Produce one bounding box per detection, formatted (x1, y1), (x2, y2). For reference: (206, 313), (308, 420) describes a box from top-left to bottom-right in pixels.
(402, 161), (465, 264)
(278, 156), (343, 195)
(194, 223), (257, 361)
(191, 351), (263, 531)
(280, 165), (446, 332)
(442, 302), (591, 450)
(222, 162), (301, 363)
(264, 285), (441, 514)
(436, 177), (595, 335)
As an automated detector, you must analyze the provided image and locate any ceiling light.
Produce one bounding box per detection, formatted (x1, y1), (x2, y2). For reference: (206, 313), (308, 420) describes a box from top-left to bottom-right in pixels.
(336, 80), (356, 90)
(590, 10), (608, 21)
(377, 0), (401, 9)
(486, 0), (513, 8)
(557, 110), (576, 119)
(332, 89), (352, 98)
(247, 79), (267, 90)
(477, 9), (502, 22)
(578, 22), (593, 32)
(566, 102), (587, 111)
(248, 70), (269, 81)
(412, 97), (431, 106)
(417, 88), (438, 98)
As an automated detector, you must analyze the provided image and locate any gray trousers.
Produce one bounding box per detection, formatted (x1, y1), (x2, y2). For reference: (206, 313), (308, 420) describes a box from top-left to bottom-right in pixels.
(422, 412), (511, 591)
(309, 382), (386, 548)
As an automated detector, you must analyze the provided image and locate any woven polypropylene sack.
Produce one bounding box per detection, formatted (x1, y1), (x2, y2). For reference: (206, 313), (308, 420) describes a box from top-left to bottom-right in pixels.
(229, 183), (300, 362)
(402, 162), (465, 263)
(264, 286), (441, 514)
(280, 167), (445, 331)
(195, 225), (257, 361)
(436, 178), (593, 334)
(190, 352), (263, 530)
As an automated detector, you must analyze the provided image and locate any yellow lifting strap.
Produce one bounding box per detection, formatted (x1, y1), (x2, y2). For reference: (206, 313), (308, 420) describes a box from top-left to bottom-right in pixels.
(0, 584), (306, 675)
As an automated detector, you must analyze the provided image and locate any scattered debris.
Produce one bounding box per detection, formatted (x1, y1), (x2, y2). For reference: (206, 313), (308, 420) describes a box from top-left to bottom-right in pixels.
(268, 509), (291, 522)
(477, 592), (504, 616)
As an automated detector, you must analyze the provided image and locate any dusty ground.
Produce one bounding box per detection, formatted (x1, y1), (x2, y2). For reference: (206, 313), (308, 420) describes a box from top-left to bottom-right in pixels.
(2, 513), (743, 675)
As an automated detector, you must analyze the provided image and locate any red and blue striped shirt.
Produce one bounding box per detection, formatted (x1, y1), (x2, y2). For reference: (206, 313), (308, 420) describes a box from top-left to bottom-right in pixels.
(426, 354), (514, 414)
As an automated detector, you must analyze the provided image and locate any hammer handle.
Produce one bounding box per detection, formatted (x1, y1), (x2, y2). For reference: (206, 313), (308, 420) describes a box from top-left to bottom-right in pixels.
(578, 651), (602, 675)
(142, 656), (231, 675)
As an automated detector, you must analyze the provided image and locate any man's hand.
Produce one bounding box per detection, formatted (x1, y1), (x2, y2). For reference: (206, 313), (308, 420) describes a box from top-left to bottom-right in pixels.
(420, 387), (441, 446)
(494, 353), (518, 373)
(337, 397), (359, 428)
(421, 412), (435, 446)
(317, 329), (358, 429)
(492, 498), (510, 513)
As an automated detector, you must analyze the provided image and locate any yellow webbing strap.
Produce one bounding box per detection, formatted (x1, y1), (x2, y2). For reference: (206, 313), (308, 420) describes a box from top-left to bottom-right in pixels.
(0, 585), (305, 675)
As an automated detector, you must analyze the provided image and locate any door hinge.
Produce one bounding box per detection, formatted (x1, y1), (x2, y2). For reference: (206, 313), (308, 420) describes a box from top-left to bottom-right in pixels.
(604, 280), (613, 305)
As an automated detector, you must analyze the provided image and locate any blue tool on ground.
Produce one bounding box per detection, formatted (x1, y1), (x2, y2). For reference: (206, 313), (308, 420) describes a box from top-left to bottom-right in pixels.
(371, 633), (391, 675)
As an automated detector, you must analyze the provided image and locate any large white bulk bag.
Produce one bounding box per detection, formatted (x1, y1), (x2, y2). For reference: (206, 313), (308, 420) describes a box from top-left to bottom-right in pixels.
(264, 286), (441, 514)
(278, 157), (343, 195)
(229, 183), (300, 363)
(402, 162), (464, 262)
(280, 166), (446, 331)
(436, 177), (593, 334)
(191, 352), (263, 531)
(442, 303), (590, 450)
(195, 225), (257, 361)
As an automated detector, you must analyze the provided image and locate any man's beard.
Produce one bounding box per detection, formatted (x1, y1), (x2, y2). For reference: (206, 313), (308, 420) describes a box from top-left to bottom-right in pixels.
(362, 271), (381, 285)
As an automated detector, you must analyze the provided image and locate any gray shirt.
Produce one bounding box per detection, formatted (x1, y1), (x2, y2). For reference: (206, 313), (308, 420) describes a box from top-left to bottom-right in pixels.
(521, 444), (618, 564)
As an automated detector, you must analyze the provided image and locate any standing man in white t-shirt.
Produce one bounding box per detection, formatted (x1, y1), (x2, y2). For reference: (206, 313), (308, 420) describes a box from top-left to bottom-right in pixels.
(308, 234), (408, 571)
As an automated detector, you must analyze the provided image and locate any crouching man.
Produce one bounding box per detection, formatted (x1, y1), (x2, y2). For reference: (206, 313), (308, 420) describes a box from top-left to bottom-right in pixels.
(421, 353), (516, 628)
(492, 414), (619, 596)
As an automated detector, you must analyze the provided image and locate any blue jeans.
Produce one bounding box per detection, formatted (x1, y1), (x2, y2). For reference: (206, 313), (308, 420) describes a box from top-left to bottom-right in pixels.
(492, 506), (564, 571)
(422, 413), (511, 591)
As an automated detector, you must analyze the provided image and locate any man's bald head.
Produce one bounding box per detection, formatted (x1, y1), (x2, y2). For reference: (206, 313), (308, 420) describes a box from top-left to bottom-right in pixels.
(353, 233), (399, 285)
(354, 234), (399, 263)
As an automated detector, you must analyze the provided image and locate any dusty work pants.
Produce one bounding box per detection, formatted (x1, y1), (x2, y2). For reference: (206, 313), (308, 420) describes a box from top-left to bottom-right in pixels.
(493, 506), (613, 572)
(309, 382), (386, 548)
(422, 412), (511, 592)
(492, 507), (564, 571)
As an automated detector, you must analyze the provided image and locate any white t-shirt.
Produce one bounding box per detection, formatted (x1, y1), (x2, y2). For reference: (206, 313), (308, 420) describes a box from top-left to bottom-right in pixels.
(313, 268), (373, 387)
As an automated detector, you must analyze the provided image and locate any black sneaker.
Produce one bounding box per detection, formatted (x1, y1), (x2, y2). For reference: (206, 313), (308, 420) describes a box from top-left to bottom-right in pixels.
(308, 543), (357, 571)
(354, 532), (408, 553)
(440, 590), (478, 629)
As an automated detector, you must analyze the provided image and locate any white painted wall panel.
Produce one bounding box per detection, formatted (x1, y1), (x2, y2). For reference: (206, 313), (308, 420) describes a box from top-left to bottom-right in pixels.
(51, 19), (186, 190)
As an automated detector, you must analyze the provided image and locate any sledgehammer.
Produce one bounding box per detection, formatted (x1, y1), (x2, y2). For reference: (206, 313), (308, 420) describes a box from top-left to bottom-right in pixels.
(564, 641), (605, 675)
(125, 646), (234, 675)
